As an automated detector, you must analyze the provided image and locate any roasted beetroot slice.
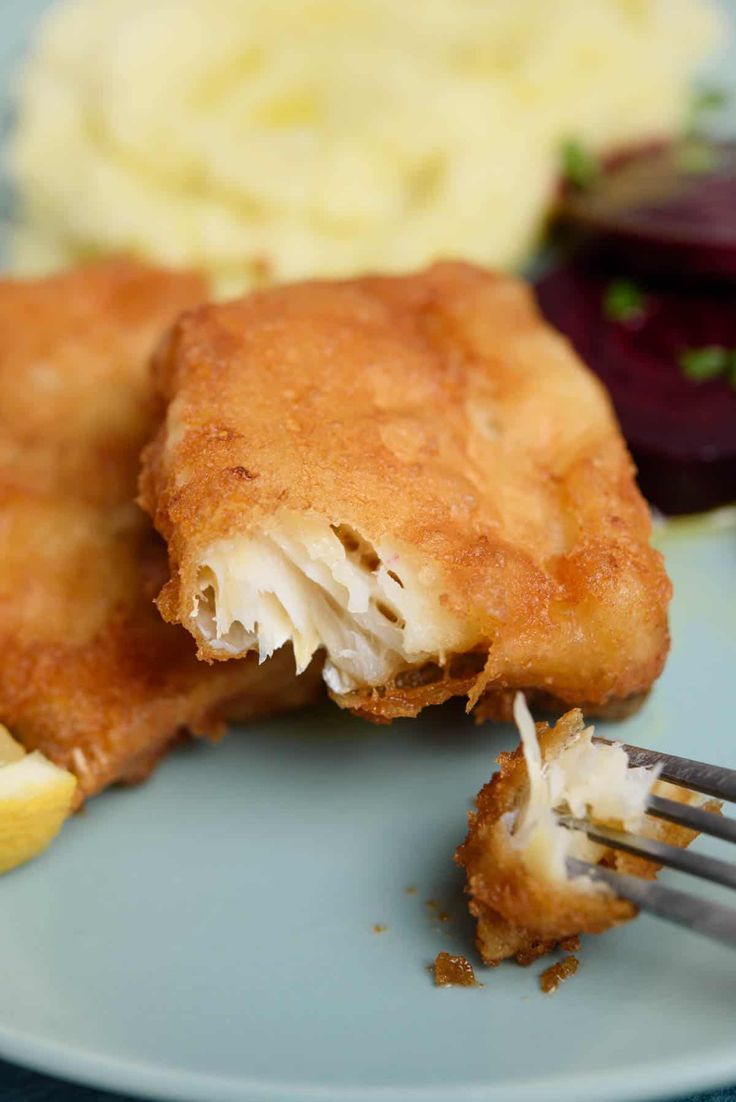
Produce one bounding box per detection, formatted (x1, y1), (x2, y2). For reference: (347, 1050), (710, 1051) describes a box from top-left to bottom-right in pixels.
(559, 141), (736, 281)
(535, 260), (736, 515)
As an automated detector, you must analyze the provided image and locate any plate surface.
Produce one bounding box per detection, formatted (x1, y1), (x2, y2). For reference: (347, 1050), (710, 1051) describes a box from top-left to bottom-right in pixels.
(0, 520), (735, 1102)
(1, 4), (736, 1102)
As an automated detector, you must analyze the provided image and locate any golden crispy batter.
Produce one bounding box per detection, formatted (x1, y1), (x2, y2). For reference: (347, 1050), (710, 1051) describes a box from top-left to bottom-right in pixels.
(455, 709), (711, 965)
(0, 260), (321, 805)
(141, 261), (671, 721)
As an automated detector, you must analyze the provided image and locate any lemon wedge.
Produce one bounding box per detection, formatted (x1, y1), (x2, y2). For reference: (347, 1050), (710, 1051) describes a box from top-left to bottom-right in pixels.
(0, 725), (77, 875)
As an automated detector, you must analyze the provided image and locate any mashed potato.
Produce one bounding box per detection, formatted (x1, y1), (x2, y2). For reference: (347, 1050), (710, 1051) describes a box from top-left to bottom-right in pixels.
(7, 0), (719, 295)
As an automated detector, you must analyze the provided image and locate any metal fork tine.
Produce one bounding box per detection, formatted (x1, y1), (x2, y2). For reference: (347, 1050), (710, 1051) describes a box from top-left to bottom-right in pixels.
(646, 794), (736, 844)
(558, 814), (736, 890)
(593, 737), (736, 802)
(567, 858), (736, 950)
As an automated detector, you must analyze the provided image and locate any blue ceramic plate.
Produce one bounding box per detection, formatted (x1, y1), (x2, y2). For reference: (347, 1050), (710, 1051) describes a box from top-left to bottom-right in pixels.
(0, 4), (735, 1102)
(0, 516), (734, 1102)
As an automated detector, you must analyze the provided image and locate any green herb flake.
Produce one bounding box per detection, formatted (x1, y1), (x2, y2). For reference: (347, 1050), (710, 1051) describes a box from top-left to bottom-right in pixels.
(692, 86), (729, 115)
(687, 85), (730, 136)
(678, 346), (730, 382)
(676, 139), (721, 176)
(603, 280), (645, 324)
(729, 351), (736, 390)
(560, 140), (600, 190)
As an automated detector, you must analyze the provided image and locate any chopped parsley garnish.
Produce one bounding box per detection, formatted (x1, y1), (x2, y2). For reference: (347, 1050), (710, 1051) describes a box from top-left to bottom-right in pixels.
(687, 85), (730, 136)
(676, 139), (721, 176)
(692, 86), (729, 115)
(679, 345), (734, 384)
(603, 280), (645, 324)
(560, 140), (600, 190)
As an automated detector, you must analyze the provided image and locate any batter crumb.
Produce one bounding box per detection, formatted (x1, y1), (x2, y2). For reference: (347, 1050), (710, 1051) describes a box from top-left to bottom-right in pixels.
(539, 956), (579, 994)
(433, 951), (479, 987)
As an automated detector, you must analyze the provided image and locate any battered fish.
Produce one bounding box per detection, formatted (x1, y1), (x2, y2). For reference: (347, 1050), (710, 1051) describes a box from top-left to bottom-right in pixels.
(455, 695), (711, 965)
(141, 261), (671, 722)
(0, 260), (321, 805)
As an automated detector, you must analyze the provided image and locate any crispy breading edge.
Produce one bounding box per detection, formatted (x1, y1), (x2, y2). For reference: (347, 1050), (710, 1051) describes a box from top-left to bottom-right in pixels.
(455, 710), (711, 965)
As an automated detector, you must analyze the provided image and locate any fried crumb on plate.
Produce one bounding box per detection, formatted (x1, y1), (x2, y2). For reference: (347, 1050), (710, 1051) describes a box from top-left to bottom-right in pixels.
(433, 952), (479, 987)
(539, 956), (579, 994)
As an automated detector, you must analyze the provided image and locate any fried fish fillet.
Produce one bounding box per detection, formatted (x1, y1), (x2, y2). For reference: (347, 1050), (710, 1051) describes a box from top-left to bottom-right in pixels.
(455, 695), (712, 965)
(0, 260), (321, 805)
(141, 261), (671, 722)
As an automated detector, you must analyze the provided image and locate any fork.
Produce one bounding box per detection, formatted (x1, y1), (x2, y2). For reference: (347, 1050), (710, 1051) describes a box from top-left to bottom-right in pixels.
(561, 738), (736, 948)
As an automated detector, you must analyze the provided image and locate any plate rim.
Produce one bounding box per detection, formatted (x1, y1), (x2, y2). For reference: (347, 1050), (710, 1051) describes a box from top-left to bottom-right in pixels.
(2, 1022), (736, 1102)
